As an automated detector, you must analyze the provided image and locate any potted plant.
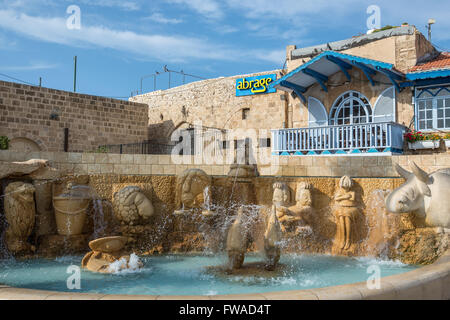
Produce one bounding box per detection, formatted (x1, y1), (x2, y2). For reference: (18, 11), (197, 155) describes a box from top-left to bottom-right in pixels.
(404, 131), (440, 150)
(444, 133), (450, 148)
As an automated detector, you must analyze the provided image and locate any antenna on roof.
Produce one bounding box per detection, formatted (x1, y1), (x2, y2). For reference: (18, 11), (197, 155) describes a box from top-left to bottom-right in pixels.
(427, 18), (436, 42)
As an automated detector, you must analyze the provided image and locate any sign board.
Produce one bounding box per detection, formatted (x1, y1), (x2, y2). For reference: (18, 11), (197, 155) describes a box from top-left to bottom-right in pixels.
(235, 74), (277, 97)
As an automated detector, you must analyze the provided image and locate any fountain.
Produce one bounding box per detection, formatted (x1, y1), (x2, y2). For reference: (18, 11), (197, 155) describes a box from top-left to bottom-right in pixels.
(81, 236), (142, 273)
(0, 156), (448, 299)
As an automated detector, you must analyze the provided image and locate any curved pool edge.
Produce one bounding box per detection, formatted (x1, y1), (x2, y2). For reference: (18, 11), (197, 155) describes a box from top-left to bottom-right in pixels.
(0, 250), (449, 300)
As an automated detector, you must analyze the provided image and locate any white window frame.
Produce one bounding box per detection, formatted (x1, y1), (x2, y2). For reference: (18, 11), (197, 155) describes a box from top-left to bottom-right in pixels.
(329, 90), (373, 125)
(415, 84), (450, 132)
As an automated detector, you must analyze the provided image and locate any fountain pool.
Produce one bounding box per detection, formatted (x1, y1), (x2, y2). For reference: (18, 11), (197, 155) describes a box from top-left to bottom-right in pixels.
(0, 254), (417, 296)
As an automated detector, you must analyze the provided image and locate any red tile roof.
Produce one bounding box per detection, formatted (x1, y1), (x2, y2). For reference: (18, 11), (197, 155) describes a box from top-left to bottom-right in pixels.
(410, 52), (450, 73)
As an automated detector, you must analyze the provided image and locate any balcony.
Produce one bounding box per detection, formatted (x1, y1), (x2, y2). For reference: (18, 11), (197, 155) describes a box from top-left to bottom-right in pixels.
(271, 122), (406, 156)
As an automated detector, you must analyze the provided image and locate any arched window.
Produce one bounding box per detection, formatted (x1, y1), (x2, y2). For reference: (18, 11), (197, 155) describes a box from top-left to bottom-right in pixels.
(329, 91), (372, 125)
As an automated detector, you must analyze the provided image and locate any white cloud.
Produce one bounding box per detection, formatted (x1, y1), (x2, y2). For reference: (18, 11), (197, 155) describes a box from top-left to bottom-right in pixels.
(78, 0), (140, 11)
(166, 0), (223, 19)
(253, 49), (286, 65)
(144, 13), (183, 24)
(0, 9), (282, 65)
(225, 0), (352, 20)
(0, 62), (60, 71)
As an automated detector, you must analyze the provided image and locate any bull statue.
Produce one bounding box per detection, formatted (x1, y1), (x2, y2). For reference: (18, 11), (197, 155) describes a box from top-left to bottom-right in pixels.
(385, 161), (450, 228)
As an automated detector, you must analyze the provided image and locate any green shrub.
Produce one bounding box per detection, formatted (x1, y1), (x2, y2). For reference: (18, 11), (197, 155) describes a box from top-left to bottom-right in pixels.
(373, 25), (398, 33)
(0, 136), (9, 150)
(94, 146), (109, 153)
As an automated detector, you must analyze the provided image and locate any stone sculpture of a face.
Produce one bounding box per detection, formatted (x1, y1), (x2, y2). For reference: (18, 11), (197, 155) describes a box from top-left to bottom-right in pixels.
(272, 182), (290, 207)
(296, 182), (312, 207)
(176, 169), (211, 210)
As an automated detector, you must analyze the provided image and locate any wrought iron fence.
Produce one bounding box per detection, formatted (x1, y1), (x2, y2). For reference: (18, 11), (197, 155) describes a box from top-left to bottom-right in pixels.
(98, 140), (175, 155)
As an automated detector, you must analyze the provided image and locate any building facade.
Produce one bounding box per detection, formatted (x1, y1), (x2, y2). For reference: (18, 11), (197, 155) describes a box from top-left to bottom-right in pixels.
(132, 25), (449, 158)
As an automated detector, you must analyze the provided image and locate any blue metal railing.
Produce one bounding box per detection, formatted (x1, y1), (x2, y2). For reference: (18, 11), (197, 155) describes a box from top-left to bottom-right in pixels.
(271, 122), (406, 154)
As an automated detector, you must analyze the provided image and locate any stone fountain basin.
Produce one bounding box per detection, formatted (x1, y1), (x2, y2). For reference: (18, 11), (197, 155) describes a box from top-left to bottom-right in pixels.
(0, 249), (448, 300)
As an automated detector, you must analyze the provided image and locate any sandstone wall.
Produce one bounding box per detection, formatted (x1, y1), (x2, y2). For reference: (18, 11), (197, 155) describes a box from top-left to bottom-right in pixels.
(1, 150), (447, 178)
(130, 70), (287, 143)
(0, 80), (149, 152)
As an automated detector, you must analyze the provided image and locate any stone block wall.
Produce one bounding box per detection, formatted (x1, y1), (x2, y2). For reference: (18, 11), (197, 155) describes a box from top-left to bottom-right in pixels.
(0, 80), (149, 152)
(1, 150), (447, 178)
(130, 70), (287, 144)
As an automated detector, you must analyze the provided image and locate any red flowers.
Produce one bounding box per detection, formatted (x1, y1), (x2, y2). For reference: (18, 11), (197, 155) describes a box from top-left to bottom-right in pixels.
(404, 130), (443, 142)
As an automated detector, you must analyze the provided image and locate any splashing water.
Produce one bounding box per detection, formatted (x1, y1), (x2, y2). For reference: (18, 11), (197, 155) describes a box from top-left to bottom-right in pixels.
(203, 186), (211, 211)
(364, 189), (401, 259)
(67, 185), (109, 239)
(107, 253), (142, 274)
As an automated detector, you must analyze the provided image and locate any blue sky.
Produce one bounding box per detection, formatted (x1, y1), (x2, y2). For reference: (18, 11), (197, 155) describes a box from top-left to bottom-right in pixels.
(0, 0), (449, 99)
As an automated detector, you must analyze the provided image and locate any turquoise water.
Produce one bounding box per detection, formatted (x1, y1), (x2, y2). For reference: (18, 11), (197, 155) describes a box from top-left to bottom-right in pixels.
(0, 254), (418, 295)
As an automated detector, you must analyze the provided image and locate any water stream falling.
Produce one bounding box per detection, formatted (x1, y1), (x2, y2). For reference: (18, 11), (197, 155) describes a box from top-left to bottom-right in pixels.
(62, 184), (110, 240)
(364, 189), (401, 259)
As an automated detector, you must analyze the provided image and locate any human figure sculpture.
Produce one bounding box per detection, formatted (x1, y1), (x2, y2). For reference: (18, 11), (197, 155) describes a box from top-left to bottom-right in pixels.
(272, 182), (293, 232)
(81, 236), (142, 273)
(112, 186), (154, 226)
(264, 206), (282, 270)
(334, 176), (359, 250)
(3, 182), (36, 254)
(226, 207), (248, 270)
(174, 169), (213, 216)
(283, 182), (314, 232)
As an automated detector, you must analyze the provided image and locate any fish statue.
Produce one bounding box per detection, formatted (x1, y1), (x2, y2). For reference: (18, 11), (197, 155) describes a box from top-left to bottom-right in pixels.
(264, 205), (282, 270)
(226, 207), (248, 269)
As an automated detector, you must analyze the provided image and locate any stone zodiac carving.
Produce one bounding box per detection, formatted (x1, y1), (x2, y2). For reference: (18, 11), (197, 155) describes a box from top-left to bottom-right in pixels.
(334, 176), (359, 250)
(174, 169), (212, 215)
(272, 182), (292, 232)
(81, 236), (142, 273)
(4, 182), (36, 254)
(386, 161), (450, 228)
(112, 186), (154, 226)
